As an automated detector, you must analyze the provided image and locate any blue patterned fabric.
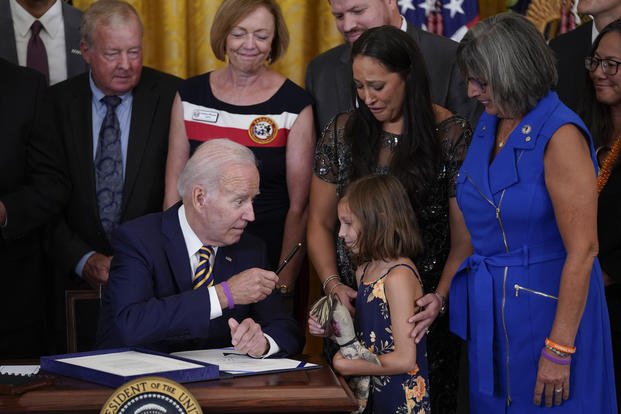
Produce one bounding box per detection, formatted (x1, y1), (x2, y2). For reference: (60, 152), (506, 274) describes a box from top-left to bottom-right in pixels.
(356, 263), (431, 413)
(95, 95), (123, 239)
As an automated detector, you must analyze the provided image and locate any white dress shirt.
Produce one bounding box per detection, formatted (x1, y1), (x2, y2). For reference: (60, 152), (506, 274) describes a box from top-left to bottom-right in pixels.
(178, 205), (279, 357)
(9, 0), (68, 85)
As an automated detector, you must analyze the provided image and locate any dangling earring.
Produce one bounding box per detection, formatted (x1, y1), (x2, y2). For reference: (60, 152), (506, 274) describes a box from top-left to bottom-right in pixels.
(267, 52), (272, 64)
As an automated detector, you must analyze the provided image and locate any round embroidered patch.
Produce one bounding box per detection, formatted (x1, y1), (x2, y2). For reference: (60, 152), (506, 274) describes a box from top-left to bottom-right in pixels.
(248, 116), (278, 144)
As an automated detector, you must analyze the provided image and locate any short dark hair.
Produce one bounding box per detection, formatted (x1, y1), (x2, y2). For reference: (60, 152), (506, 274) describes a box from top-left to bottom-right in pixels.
(457, 12), (557, 117)
(210, 0), (289, 63)
(341, 174), (422, 264)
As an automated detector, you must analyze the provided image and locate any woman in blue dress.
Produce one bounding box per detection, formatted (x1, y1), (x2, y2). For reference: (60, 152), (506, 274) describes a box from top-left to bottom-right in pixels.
(439, 13), (617, 412)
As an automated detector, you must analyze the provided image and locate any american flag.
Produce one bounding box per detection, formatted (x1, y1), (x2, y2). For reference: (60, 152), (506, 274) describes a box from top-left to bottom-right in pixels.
(399, 0), (480, 42)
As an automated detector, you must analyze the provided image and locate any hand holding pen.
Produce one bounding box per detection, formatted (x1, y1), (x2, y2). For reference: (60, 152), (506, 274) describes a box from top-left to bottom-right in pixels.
(274, 242), (303, 294)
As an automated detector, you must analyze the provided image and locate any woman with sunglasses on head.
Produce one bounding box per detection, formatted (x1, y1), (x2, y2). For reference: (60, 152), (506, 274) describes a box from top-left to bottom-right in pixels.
(579, 18), (621, 408)
(436, 12), (617, 412)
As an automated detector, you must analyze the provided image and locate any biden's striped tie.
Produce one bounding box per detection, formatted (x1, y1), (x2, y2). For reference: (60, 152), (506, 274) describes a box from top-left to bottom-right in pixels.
(192, 245), (214, 289)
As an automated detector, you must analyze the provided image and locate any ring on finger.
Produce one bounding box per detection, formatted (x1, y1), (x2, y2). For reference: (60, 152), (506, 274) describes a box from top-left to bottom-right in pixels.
(555, 388), (563, 393)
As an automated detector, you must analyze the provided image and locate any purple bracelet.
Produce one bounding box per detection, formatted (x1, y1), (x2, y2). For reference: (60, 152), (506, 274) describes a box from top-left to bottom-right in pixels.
(221, 281), (235, 309)
(541, 348), (571, 365)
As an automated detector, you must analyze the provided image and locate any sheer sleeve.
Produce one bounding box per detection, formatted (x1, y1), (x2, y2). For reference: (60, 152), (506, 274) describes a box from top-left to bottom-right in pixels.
(313, 112), (352, 189)
(437, 116), (473, 198)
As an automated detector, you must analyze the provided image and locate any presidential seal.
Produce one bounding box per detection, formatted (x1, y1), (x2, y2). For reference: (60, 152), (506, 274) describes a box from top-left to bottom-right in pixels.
(248, 116), (278, 144)
(101, 377), (202, 414)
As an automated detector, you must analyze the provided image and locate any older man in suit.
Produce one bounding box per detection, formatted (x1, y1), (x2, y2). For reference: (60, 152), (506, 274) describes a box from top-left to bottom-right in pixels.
(48, 0), (180, 351)
(97, 139), (304, 355)
(550, 0), (621, 112)
(0, 58), (69, 357)
(305, 0), (480, 132)
(0, 0), (87, 84)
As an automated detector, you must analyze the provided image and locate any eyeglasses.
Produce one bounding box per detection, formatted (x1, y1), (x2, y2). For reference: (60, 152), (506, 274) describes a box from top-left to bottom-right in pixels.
(467, 77), (487, 91)
(585, 56), (621, 76)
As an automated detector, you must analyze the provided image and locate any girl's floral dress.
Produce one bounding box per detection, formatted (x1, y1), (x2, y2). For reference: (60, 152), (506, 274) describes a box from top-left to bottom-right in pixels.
(356, 263), (431, 414)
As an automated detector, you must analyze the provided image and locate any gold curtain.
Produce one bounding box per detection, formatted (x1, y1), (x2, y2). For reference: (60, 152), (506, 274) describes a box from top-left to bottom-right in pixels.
(73, 0), (343, 87)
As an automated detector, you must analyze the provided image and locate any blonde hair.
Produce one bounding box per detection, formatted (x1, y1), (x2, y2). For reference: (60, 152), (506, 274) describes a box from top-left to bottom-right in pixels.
(210, 0), (289, 63)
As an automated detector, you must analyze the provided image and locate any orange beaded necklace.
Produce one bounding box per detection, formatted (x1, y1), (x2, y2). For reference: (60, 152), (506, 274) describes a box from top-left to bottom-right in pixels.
(597, 136), (621, 193)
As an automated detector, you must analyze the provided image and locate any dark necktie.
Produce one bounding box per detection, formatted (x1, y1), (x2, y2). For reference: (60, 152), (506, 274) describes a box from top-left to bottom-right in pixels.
(193, 246), (215, 289)
(27, 20), (49, 85)
(95, 95), (123, 239)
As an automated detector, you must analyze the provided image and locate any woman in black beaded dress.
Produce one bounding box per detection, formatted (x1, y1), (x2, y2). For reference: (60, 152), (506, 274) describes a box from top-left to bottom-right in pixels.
(307, 25), (472, 413)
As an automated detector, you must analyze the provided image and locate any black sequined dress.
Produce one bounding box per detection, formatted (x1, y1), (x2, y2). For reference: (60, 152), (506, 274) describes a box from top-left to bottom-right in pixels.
(313, 111), (472, 414)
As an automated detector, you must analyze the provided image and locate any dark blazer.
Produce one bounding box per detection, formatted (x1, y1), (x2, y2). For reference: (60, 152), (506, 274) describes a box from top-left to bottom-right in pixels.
(0, 0), (87, 80)
(549, 21), (593, 112)
(0, 58), (69, 357)
(48, 67), (181, 275)
(96, 204), (304, 354)
(305, 24), (481, 132)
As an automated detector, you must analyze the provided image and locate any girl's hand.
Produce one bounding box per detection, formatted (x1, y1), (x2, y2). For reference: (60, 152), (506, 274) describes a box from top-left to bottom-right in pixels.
(308, 315), (328, 337)
(532, 354), (570, 407)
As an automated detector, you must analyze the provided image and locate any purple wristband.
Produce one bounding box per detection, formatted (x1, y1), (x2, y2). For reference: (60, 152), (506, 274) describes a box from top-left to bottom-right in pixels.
(541, 348), (571, 365)
(221, 281), (234, 309)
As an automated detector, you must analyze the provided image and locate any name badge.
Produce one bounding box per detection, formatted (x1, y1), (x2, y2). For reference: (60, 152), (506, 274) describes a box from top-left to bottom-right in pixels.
(192, 109), (219, 123)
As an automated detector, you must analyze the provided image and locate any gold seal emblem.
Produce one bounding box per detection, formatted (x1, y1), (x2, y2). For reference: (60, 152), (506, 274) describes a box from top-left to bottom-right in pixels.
(248, 116), (278, 144)
(100, 376), (202, 414)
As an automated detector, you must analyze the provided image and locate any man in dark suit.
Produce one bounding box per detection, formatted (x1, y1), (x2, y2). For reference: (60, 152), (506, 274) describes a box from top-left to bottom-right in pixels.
(97, 139), (304, 355)
(305, 0), (480, 132)
(550, 0), (621, 111)
(0, 0), (87, 84)
(0, 58), (69, 357)
(48, 0), (180, 351)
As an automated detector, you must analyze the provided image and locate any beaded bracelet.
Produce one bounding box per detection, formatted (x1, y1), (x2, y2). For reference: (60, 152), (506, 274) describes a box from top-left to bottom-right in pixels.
(545, 338), (576, 355)
(541, 348), (571, 366)
(545, 344), (570, 358)
(322, 274), (340, 291)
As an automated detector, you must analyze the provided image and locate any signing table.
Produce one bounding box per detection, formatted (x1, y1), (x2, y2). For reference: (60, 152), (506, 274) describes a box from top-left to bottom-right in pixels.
(0, 363), (357, 413)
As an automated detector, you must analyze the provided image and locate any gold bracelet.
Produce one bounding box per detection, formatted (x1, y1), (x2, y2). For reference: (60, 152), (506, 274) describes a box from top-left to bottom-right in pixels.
(321, 274), (339, 291)
(434, 291), (446, 314)
(328, 282), (343, 297)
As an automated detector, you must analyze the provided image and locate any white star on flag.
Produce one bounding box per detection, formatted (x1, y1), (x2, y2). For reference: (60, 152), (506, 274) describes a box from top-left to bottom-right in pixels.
(444, 0), (465, 18)
(417, 0), (437, 16)
(398, 0), (416, 14)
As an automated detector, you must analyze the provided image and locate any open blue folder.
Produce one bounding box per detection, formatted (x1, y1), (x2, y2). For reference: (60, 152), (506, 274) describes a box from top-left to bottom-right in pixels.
(40, 348), (219, 388)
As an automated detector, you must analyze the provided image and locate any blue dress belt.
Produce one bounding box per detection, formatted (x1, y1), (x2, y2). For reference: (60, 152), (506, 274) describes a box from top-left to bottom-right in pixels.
(449, 244), (566, 395)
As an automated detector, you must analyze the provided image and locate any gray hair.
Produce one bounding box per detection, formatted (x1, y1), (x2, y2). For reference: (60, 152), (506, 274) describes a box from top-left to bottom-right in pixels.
(457, 12), (557, 118)
(80, 0), (143, 46)
(177, 139), (257, 199)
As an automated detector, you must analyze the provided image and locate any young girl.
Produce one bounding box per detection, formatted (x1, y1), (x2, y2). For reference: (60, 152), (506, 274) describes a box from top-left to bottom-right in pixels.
(310, 174), (431, 413)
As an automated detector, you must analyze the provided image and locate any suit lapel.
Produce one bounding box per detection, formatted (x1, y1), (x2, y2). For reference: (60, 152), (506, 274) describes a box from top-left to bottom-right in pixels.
(214, 245), (235, 283)
(162, 203), (193, 292)
(335, 45), (355, 112)
(70, 79), (100, 220)
(489, 93), (558, 195)
(61, 2), (84, 77)
(122, 68), (157, 218)
(462, 114), (496, 201)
